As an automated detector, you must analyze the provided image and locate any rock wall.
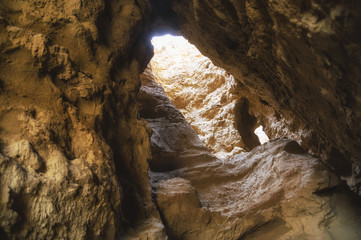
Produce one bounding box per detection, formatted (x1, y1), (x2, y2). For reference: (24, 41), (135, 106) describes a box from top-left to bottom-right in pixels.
(0, 0), (158, 238)
(1, 0), (361, 238)
(153, 139), (361, 239)
(150, 35), (245, 158)
(136, 73), (361, 239)
(168, 0), (361, 193)
(137, 68), (217, 171)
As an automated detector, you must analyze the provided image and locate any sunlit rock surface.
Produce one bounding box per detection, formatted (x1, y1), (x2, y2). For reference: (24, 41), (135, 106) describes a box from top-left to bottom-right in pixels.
(137, 69), (217, 171)
(150, 35), (244, 158)
(1, 0), (361, 238)
(138, 69), (361, 240)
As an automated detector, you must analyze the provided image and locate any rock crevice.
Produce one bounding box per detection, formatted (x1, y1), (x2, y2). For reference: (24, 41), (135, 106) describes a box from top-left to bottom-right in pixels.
(1, 0), (361, 238)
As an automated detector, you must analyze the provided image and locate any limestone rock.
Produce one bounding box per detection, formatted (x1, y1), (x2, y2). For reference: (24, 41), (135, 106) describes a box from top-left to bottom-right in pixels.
(0, 0), (157, 238)
(0, 142), (122, 239)
(137, 68), (217, 171)
(121, 218), (168, 240)
(1, 0), (361, 238)
(155, 177), (215, 239)
(150, 36), (245, 158)
(168, 0), (361, 192)
(138, 69), (361, 239)
(3, 140), (43, 173)
(153, 139), (361, 239)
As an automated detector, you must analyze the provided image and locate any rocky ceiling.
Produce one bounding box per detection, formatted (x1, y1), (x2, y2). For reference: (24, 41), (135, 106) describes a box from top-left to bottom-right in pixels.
(168, 0), (361, 179)
(0, 0), (361, 239)
(167, 0), (361, 193)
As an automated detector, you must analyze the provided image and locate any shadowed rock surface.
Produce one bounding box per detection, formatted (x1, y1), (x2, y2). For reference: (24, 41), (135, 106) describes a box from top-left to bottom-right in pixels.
(0, 0), (157, 238)
(0, 0), (361, 239)
(168, 0), (361, 193)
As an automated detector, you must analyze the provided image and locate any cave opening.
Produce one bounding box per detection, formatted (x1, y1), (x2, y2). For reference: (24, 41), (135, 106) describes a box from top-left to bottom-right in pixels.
(135, 33), (361, 239)
(132, 28), (361, 238)
(138, 34), (269, 164)
(1, 1), (361, 238)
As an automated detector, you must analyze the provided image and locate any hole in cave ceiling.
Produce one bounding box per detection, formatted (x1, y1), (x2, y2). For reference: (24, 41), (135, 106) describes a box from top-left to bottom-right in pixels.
(140, 34), (269, 159)
(254, 126), (269, 144)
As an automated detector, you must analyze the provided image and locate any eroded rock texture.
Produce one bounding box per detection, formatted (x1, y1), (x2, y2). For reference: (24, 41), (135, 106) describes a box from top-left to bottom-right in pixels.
(166, 0), (361, 193)
(150, 36), (244, 158)
(138, 67), (361, 240)
(137, 69), (216, 171)
(0, 0), (160, 238)
(1, 0), (361, 239)
(153, 140), (361, 239)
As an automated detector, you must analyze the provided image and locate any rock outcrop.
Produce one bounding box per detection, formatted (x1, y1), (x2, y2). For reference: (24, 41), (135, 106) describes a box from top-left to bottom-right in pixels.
(153, 139), (361, 239)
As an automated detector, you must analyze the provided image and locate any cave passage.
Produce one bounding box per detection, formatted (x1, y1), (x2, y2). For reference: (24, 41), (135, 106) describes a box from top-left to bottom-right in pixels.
(143, 34), (269, 159)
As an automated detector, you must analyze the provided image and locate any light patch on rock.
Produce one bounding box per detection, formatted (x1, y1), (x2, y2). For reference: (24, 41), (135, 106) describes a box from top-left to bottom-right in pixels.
(150, 35), (243, 158)
(254, 125), (269, 144)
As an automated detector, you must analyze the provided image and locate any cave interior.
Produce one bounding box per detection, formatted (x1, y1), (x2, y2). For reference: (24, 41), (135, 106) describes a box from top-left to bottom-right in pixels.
(0, 0), (361, 239)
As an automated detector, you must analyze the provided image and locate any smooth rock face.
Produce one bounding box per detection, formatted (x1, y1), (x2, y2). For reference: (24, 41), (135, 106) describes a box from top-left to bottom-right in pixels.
(150, 35), (245, 158)
(121, 218), (168, 240)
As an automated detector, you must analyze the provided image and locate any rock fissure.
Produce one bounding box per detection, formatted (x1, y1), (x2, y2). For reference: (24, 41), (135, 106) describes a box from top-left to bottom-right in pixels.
(1, 0), (361, 239)
(137, 65), (361, 239)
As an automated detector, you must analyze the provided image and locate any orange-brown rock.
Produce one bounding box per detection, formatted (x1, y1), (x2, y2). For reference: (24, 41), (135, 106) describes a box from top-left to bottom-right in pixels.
(167, 0), (361, 192)
(1, 0), (361, 239)
(0, 0), (158, 238)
